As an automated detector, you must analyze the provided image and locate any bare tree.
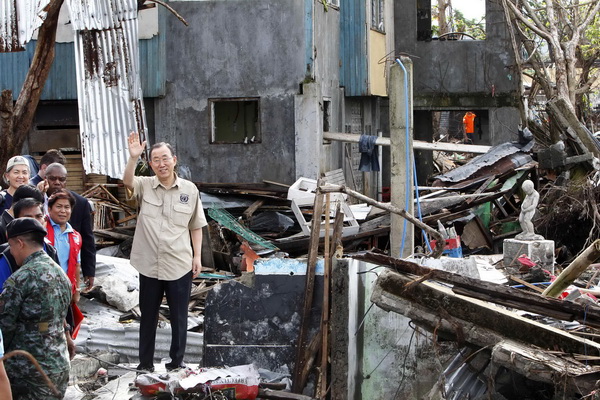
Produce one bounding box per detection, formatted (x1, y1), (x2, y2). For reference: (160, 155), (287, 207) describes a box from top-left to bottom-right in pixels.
(0, 0), (65, 175)
(501, 0), (600, 123)
(437, 0), (452, 34)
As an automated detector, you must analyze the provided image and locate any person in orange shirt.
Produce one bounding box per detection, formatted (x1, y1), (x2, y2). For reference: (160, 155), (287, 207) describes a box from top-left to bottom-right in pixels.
(463, 111), (476, 143)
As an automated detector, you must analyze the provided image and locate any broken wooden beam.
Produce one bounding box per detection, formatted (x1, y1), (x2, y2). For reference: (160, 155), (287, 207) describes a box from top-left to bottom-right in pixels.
(356, 252), (600, 329)
(322, 131), (492, 154)
(242, 199), (265, 220)
(491, 340), (600, 395)
(543, 239), (600, 298)
(371, 267), (600, 357)
(547, 98), (600, 158)
(318, 184), (444, 258)
(292, 191), (324, 393)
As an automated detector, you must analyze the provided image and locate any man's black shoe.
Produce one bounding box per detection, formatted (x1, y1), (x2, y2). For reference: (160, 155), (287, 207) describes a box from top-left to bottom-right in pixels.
(165, 362), (186, 372)
(136, 364), (155, 375)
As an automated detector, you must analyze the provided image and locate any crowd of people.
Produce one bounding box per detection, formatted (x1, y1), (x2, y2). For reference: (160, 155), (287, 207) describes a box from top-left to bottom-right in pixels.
(0, 135), (208, 399)
(0, 149), (96, 399)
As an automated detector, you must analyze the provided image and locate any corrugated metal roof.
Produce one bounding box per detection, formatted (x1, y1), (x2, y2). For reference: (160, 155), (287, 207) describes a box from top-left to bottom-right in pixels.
(68, 0), (148, 178)
(0, 0), (20, 52)
(0, 0), (51, 52)
(434, 141), (535, 183)
(67, 0), (138, 31)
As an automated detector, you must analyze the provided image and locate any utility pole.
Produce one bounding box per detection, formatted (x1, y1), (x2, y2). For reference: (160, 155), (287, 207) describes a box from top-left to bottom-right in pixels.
(389, 58), (414, 258)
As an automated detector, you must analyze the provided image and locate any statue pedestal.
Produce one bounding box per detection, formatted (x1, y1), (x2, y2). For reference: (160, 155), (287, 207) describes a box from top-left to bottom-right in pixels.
(503, 238), (555, 273)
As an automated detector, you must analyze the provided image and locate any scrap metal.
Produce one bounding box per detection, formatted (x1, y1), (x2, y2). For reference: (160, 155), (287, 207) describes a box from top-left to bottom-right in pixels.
(67, 0), (148, 179)
(0, 0), (51, 52)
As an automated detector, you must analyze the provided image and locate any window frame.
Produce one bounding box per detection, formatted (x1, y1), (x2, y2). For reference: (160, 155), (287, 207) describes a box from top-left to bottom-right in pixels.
(209, 97), (261, 144)
(370, 0), (385, 33)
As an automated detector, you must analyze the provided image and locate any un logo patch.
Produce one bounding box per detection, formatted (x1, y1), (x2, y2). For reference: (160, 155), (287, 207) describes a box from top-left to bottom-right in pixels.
(180, 194), (189, 204)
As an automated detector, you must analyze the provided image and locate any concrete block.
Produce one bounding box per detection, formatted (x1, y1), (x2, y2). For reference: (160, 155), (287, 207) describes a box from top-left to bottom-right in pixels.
(418, 256), (480, 279)
(503, 239), (555, 272)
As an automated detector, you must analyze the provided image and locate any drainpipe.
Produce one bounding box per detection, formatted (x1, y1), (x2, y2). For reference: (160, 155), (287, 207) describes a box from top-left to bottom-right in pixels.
(304, 0), (315, 80)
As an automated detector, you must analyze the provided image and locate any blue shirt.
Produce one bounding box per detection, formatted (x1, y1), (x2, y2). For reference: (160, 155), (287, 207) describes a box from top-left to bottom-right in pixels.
(0, 192), (12, 217)
(49, 218), (80, 273)
(0, 257), (10, 290)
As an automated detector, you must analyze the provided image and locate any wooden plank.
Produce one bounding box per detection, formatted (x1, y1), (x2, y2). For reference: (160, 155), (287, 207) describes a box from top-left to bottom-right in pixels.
(318, 194), (331, 398)
(509, 275), (545, 293)
(242, 200), (265, 220)
(371, 267), (600, 357)
(322, 169), (346, 186)
(465, 176), (495, 205)
(292, 190), (324, 393)
(491, 340), (600, 394)
(543, 240), (600, 298)
(322, 132), (492, 153)
(355, 252), (600, 329)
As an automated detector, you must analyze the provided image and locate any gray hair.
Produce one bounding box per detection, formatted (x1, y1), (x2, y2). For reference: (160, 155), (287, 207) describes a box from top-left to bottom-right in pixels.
(45, 162), (67, 176)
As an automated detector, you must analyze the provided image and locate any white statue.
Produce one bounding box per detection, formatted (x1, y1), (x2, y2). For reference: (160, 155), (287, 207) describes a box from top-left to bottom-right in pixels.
(515, 180), (544, 241)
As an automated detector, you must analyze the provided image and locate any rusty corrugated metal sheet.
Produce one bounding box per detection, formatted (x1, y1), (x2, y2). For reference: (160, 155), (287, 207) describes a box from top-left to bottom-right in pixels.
(434, 141), (535, 183)
(68, 0), (147, 179)
(0, 0), (50, 52)
(67, 0), (137, 30)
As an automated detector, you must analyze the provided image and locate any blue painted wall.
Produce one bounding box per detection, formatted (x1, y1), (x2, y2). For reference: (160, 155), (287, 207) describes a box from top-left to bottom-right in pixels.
(340, 0), (368, 96)
(0, 36), (165, 100)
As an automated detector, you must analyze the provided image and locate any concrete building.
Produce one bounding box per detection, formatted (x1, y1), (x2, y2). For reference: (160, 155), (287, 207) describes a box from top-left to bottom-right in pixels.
(1, 0), (518, 191)
(154, 0), (394, 188)
(396, 0), (520, 182)
(0, 0), (395, 191)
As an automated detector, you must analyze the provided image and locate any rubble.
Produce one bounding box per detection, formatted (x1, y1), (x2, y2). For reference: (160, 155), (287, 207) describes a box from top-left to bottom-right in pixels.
(69, 124), (600, 399)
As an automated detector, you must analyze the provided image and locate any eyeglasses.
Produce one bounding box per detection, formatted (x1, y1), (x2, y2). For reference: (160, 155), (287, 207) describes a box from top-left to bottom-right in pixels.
(47, 176), (67, 182)
(151, 157), (173, 165)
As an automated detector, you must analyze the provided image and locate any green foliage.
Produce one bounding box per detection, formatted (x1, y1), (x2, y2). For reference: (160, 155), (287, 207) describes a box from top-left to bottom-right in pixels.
(581, 13), (600, 59)
(453, 10), (486, 40)
(431, 3), (486, 40)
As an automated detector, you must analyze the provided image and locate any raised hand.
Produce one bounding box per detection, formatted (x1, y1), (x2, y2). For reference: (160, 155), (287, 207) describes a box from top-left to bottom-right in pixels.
(127, 131), (147, 159)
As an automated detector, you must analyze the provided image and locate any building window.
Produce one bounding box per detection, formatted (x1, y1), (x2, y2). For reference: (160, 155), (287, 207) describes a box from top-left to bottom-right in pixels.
(328, 0), (340, 7)
(371, 0), (384, 33)
(323, 99), (331, 132)
(210, 98), (260, 144)
(427, 0), (486, 41)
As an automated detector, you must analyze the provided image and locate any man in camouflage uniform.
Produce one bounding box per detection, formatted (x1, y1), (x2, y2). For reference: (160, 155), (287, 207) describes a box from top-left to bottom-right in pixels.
(0, 218), (72, 399)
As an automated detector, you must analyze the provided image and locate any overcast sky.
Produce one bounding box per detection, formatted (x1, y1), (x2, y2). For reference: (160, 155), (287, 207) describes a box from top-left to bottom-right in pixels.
(450, 0), (486, 20)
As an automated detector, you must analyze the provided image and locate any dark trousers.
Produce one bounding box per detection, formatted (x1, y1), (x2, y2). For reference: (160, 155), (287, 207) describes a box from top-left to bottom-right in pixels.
(138, 271), (192, 367)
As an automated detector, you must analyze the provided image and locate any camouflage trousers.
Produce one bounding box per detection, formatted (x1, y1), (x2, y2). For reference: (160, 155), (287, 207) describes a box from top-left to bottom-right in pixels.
(11, 370), (69, 400)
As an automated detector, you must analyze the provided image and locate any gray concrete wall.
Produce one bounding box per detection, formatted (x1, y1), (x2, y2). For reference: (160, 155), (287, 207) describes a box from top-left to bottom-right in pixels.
(394, 0), (520, 146)
(331, 259), (452, 399)
(294, 2), (345, 181)
(155, 1), (306, 183)
(395, 0), (518, 105)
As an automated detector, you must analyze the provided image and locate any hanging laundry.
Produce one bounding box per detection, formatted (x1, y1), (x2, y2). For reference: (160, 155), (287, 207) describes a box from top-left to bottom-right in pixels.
(358, 134), (380, 172)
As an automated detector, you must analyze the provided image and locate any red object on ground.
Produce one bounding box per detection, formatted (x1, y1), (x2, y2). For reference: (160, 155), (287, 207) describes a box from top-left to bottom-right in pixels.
(517, 254), (536, 268)
(429, 237), (461, 251)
